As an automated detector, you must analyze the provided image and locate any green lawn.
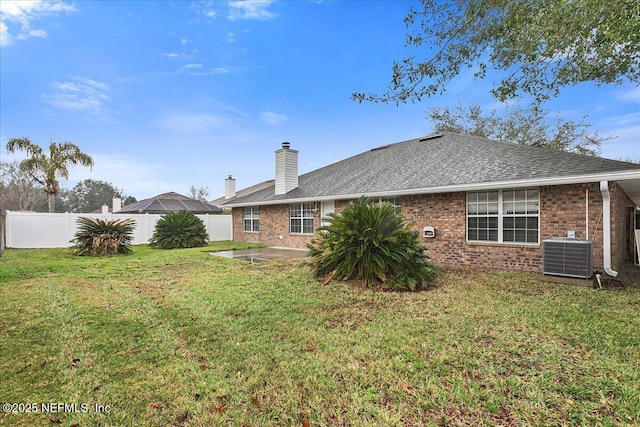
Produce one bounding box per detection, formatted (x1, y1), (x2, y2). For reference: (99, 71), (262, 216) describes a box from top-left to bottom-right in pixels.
(1, 242), (639, 427)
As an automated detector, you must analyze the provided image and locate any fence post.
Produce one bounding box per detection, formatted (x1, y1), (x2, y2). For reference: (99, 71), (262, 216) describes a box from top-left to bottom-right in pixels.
(146, 213), (151, 242)
(0, 210), (5, 257)
(5, 210), (11, 249)
(203, 214), (210, 240)
(67, 212), (74, 246)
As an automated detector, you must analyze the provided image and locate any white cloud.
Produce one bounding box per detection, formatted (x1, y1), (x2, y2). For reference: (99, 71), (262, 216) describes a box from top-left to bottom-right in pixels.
(190, 2), (217, 20)
(158, 42), (198, 75)
(599, 111), (640, 160)
(613, 85), (640, 104)
(117, 75), (146, 83)
(162, 51), (195, 65)
(16, 27), (47, 40)
(66, 153), (173, 199)
(156, 62), (248, 77)
(155, 111), (242, 134)
(0, 21), (9, 45)
(227, 0), (276, 21)
(42, 76), (111, 115)
(260, 111), (287, 126)
(3, 149), (173, 200)
(0, 0), (76, 46)
(210, 65), (249, 74)
(605, 111), (640, 128)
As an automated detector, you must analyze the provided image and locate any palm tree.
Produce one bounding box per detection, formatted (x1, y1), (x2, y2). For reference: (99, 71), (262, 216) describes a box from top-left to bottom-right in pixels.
(6, 137), (94, 213)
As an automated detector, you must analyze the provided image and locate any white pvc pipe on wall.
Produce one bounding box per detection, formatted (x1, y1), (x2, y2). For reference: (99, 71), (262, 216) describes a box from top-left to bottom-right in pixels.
(585, 188), (589, 239)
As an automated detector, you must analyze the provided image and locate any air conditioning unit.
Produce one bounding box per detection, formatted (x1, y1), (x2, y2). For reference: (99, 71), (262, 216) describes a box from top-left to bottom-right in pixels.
(542, 237), (593, 279)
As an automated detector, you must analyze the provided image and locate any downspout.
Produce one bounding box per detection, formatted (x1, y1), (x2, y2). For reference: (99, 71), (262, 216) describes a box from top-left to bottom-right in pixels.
(599, 181), (618, 277)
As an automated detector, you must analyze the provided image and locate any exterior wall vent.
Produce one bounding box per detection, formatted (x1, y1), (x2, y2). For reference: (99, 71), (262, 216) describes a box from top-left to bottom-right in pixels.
(542, 237), (593, 279)
(419, 133), (443, 142)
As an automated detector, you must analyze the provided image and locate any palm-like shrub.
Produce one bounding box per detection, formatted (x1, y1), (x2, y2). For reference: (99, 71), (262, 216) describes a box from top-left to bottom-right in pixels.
(307, 197), (440, 291)
(71, 217), (135, 256)
(149, 210), (208, 249)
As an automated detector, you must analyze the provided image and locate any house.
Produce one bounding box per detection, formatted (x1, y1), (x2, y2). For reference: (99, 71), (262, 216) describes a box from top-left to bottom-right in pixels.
(209, 177), (276, 209)
(116, 192), (222, 214)
(220, 133), (640, 275)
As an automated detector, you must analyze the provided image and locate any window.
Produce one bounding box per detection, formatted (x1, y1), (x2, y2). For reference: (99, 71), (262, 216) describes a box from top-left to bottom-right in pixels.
(502, 189), (539, 243)
(243, 206), (259, 232)
(467, 191), (499, 242)
(368, 196), (401, 212)
(467, 188), (539, 244)
(290, 202), (314, 234)
(380, 197), (401, 207)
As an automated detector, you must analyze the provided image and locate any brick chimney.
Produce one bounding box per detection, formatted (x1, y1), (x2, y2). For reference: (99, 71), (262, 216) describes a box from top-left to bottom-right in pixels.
(275, 142), (298, 195)
(225, 175), (236, 199)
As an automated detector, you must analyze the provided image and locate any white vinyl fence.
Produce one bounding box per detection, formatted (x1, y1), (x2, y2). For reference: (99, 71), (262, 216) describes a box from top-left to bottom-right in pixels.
(4, 211), (232, 248)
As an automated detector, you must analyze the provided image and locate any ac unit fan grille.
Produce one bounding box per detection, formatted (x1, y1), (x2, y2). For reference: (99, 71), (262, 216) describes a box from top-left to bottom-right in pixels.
(542, 238), (593, 279)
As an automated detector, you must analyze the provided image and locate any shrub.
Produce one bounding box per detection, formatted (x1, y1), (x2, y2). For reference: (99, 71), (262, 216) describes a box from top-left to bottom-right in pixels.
(149, 210), (208, 249)
(71, 217), (135, 256)
(307, 197), (441, 291)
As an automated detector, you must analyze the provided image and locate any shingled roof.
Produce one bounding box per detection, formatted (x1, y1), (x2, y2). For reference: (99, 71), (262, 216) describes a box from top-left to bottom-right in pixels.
(209, 179), (275, 208)
(117, 192), (222, 214)
(222, 133), (640, 206)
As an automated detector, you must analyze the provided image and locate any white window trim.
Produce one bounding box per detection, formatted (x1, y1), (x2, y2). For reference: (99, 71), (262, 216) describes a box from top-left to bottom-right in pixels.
(381, 196), (401, 206)
(466, 189), (540, 245)
(290, 202), (315, 235)
(243, 206), (259, 232)
(368, 196), (401, 207)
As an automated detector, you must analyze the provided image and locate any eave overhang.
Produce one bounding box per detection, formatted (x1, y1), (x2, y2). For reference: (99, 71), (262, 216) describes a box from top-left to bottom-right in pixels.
(222, 170), (640, 208)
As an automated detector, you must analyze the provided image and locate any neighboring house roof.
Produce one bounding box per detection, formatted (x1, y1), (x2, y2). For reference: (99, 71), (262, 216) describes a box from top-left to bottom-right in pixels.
(210, 180), (275, 207)
(117, 192), (222, 214)
(222, 132), (640, 207)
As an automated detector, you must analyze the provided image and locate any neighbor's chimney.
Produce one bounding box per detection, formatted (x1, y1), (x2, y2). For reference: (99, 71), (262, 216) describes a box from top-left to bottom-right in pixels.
(275, 142), (298, 195)
(112, 197), (122, 213)
(225, 175), (236, 199)
(101, 205), (109, 215)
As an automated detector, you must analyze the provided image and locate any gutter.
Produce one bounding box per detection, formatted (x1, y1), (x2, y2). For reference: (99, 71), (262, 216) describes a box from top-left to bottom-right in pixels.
(222, 170), (640, 208)
(599, 181), (618, 277)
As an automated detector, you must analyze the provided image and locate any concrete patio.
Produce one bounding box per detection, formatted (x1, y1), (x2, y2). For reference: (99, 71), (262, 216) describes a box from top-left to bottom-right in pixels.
(209, 247), (308, 263)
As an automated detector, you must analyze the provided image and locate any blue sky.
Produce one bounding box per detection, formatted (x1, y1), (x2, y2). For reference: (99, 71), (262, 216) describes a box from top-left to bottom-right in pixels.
(1, 0), (639, 201)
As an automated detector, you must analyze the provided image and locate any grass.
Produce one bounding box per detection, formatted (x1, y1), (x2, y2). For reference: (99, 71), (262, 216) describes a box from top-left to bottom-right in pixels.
(1, 242), (639, 427)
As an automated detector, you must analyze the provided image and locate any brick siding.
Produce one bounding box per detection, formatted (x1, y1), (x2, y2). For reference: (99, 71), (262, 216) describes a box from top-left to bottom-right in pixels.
(403, 184), (604, 271)
(232, 204), (319, 249)
(610, 182), (636, 268)
(231, 182), (636, 272)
